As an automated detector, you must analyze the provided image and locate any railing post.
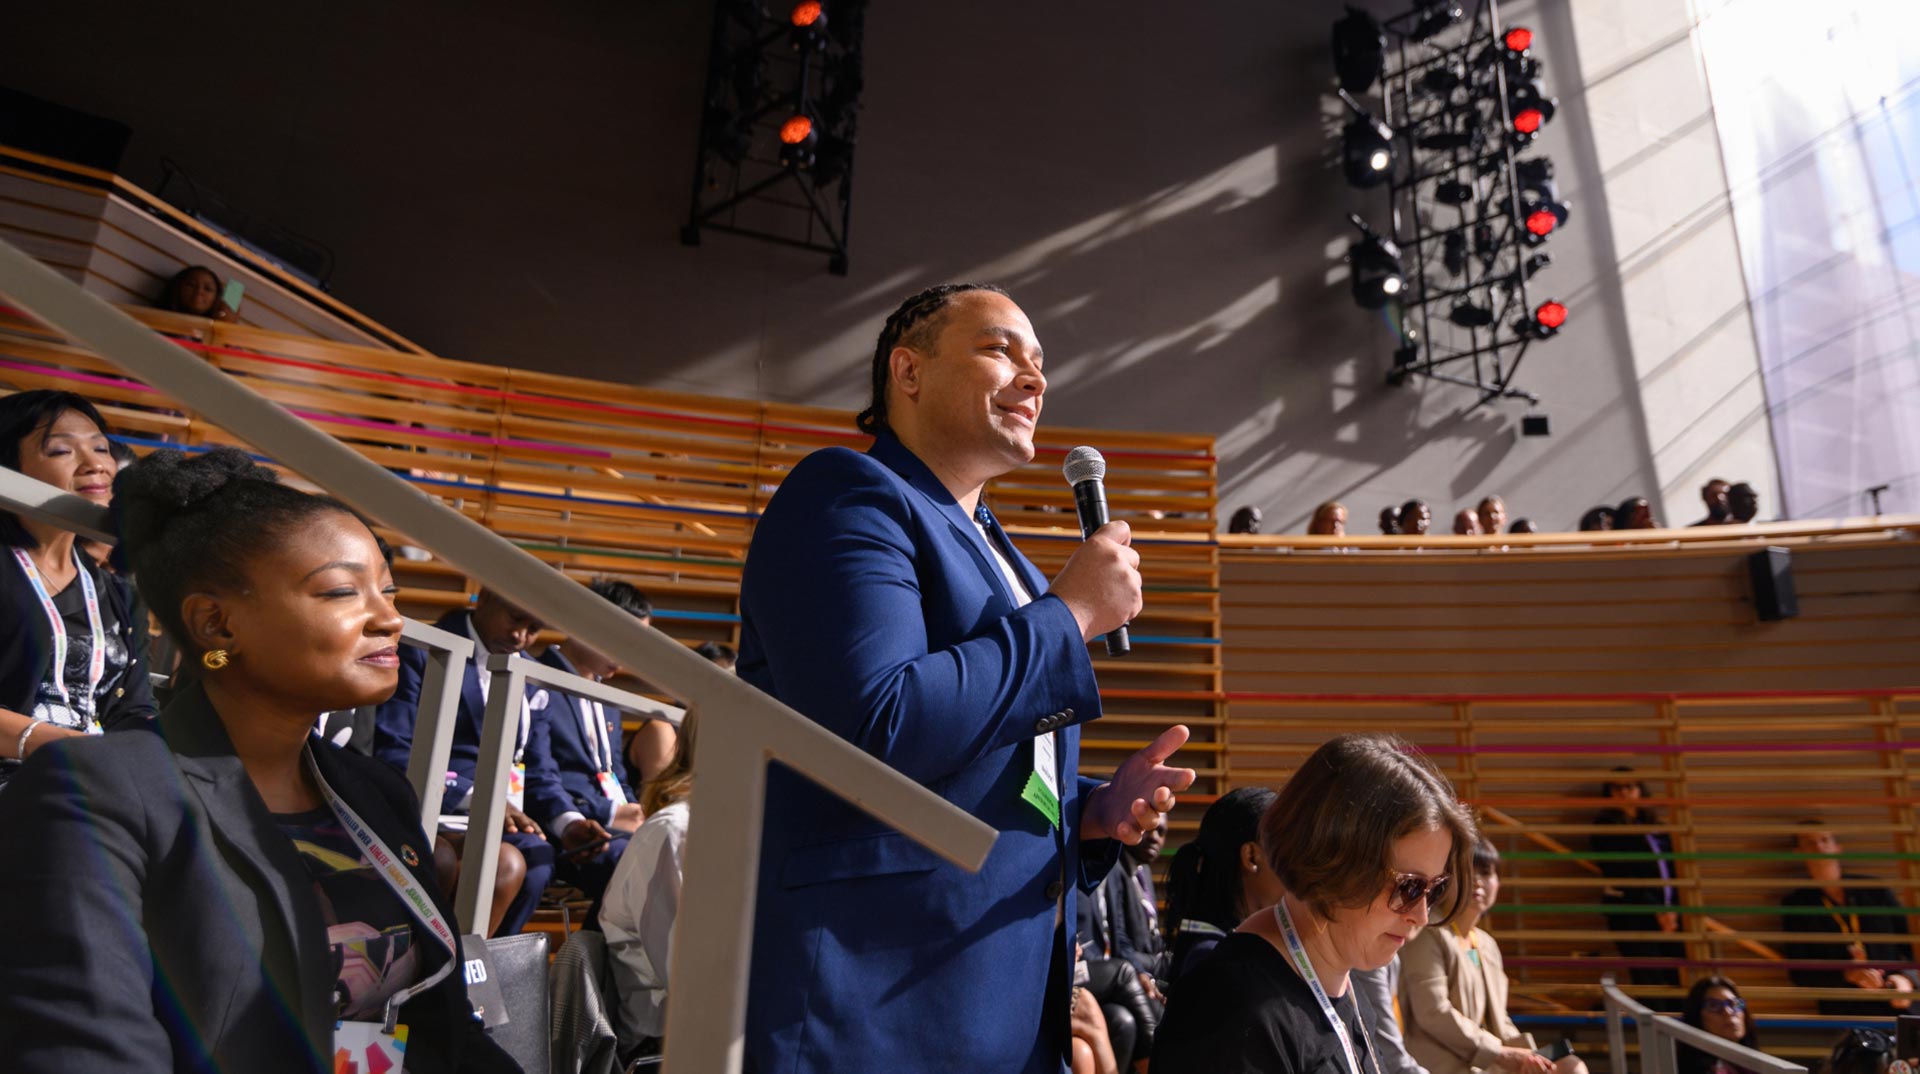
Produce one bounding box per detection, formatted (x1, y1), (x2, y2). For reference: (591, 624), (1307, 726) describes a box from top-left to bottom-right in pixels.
(407, 644), (470, 835)
(1603, 974), (1628, 1074)
(453, 655), (526, 935)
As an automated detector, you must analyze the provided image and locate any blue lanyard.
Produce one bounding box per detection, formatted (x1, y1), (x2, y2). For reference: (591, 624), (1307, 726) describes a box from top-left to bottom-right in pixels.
(12, 548), (106, 729)
(1275, 897), (1376, 1074)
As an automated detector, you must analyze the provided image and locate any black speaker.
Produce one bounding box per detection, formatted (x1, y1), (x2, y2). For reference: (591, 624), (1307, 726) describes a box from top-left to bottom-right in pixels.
(1747, 546), (1798, 621)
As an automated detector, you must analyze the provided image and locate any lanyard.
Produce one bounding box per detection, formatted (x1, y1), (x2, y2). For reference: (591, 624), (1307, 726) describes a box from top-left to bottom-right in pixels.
(1821, 895), (1862, 935)
(305, 749), (459, 1031)
(1275, 897), (1377, 1074)
(13, 548), (105, 727)
(582, 697), (614, 775)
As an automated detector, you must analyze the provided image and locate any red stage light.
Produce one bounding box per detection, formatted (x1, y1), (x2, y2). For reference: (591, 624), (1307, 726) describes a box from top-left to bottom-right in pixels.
(779, 116), (814, 144)
(1526, 209), (1557, 236)
(1513, 107), (1544, 134)
(791, 1), (824, 27)
(1504, 26), (1533, 52)
(1535, 300), (1567, 329)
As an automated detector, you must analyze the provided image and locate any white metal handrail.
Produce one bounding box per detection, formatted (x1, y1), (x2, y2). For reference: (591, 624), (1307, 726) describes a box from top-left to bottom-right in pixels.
(1601, 975), (1805, 1074)
(0, 236), (996, 1073)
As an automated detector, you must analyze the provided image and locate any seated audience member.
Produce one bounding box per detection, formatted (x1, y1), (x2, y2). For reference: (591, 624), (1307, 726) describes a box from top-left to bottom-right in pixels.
(374, 587), (566, 936)
(1153, 733), (1478, 1074)
(1163, 785), (1284, 983)
(1677, 975), (1761, 1074)
(1615, 497), (1656, 530)
(1228, 505), (1263, 534)
(1577, 507), (1616, 532)
(1689, 479), (1733, 527)
(1, 391), (156, 793)
(601, 708), (699, 1062)
(155, 264), (238, 322)
(538, 579), (652, 901)
(0, 447), (515, 1072)
(1309, 501), (1347, 536)
(1400, 499), (1434, 536)
(1453, 510), (1482, 536)
(1080, 812), (1170, 1070)
(1381, 506), (1403, 535)
(625, 639), (724, 787)
(1402, 839), (1588, 1074)
(1728, 483), (1760, 524)
(693, 640), (736, 672)
(1509, 519), (1538, 535)
(1825, 1029), (1893, 1074)
(1590, 769), (1683, 987)
(1356, 955), (1431, 1074)
(1072, 966), (1121, 1074)
(1477, 496), (1508, 537)
(1782, 823), (1915, 1015)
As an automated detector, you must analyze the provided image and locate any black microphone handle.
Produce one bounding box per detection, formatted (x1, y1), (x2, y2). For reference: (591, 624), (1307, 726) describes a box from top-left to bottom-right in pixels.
(1071, 478), (1131, 658)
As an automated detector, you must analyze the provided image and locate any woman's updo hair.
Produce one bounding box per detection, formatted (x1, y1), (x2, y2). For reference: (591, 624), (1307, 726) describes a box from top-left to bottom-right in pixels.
(1259, 732), (1477, 925)
(1165, 785), (1277, 937)
(112, 447), (361, 652)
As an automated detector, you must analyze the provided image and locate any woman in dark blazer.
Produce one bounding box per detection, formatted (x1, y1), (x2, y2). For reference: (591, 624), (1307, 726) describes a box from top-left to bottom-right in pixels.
(0, 447), (517, 1073)
(0, 391), (155, 791)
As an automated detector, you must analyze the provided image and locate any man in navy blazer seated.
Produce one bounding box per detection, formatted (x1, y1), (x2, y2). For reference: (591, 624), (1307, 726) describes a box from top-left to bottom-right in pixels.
(373, 589), (572, 935)
(738, 283), (1196, 1073)
(535, 578), (651, 899)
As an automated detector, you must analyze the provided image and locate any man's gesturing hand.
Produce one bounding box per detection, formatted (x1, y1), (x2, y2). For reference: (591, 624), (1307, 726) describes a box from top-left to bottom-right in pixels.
(1082, 725), (1197, 844)
(1052, 520), (1142, 642)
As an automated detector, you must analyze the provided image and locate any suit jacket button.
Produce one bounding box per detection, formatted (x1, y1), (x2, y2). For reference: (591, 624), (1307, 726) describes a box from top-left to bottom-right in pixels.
(1045, 879), (1065, 901)
(1063, 708), (1074, 720)
(1036, 719), (1052, 734)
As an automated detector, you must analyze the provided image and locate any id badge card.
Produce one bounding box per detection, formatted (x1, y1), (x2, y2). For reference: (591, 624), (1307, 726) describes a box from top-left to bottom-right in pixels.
(507, 762), (526, 810)
(1021, 731), (1062, 829)
(596, 770), (629, 806)
(335, 1019), (408, 1073)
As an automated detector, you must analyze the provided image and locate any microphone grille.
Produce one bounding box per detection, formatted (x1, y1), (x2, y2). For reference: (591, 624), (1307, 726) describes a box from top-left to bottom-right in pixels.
(1062, 445), (1106, 486)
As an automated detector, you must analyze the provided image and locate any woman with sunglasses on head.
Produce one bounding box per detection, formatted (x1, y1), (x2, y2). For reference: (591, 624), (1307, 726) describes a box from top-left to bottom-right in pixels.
(1401, 839), (1588, 1074)
(1153, 733), (1478, 1074)
(0, 448), (517, 1073)
(1678, 976), (1762, 1074)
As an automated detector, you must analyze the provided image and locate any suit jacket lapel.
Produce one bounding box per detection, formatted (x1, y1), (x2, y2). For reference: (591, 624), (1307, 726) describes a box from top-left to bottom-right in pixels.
(160, 684), (336, 1045)
(866, 433), (1019, 606)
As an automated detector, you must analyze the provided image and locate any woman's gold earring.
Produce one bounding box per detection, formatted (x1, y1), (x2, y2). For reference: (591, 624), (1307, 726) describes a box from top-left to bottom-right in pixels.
(201, 649), (231, 671)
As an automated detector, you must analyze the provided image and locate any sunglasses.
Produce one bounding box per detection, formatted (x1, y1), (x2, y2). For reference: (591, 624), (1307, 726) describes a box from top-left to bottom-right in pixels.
(1387, 871), (1451, 914)
(1702, 998), (1746, 1016)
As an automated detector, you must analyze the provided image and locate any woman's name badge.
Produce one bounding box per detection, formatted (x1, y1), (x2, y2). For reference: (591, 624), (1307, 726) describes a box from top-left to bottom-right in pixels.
(334, 1020), (407, 1073)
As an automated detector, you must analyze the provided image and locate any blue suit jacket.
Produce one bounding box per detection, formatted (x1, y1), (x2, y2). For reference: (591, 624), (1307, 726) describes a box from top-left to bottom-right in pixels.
(372, 609), (570, 826)
(534, 646), (636, 826)
(738, 432), (1116, 1074)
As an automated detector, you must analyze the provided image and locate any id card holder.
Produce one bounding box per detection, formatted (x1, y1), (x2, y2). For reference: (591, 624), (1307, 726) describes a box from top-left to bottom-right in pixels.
(1021, 731), (1062, 829)
(596, 770), (629, 806)
(334, 1019), (408, 1073)
(507, 762), (526, 810)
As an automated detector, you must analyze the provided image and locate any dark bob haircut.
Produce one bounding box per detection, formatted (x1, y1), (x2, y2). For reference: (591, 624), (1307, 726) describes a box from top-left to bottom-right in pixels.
(0, 390), (115, 550)
(854, 283), (1009, 437)
(1259, 732), (1478, 925)
(1165, 785), (1278, 938)
(111, 446), (365, 654)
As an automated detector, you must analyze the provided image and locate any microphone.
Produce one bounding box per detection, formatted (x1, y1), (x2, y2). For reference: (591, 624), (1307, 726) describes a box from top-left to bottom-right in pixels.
(1062, 446), (1130, 658)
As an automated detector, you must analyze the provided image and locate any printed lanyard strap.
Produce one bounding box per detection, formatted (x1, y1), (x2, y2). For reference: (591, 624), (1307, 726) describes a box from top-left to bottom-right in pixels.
(583, 698), (613, 774)
(306, 750), (459, 1031)
(13, 548), (105, 723)
(1275, 898), (1374, 1074)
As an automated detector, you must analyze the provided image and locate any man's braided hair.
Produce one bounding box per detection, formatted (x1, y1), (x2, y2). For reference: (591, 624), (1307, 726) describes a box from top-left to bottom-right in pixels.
(855, 283), (1009, 436)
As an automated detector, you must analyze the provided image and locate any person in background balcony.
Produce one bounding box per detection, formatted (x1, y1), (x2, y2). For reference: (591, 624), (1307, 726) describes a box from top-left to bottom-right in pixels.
(1452, 510), (1482, 536)
(1400, 838), (1588, 1074)
(1589, 769), (1682, 988)
(1162, 785), (1284, 984)
(1381, 506), (1403, 535)
(1152, 733), (1478, 1074)
(1728, 483), (1761, 524)
(1477, 496), (1507, 536)
(0, 446), (517, 1073)
(155, 265), (238, 322)
(1689, 480), (1732, 527)
(1508, 519), (1538, 535)
(1781, 823), (1915, 1016)
(1614, 497), (1656, 530)
(1308, 501), (1347, 536)
(1399, 499), (1434, 536)
(1229, 505), (1262, 534)
(1577, 507), (1615, 532)
(600, 707), (698, 1064)
(0, 391), (155, 793)
(1677, 975), (1762, 1074)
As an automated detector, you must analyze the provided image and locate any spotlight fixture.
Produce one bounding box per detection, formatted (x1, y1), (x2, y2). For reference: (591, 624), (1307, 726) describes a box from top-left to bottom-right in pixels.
(1521, 414), (1551, 437)
(778, 113), (818, 168)
(1502, 25), (1534, 53)
(1508, 78), (1557, 137)
(1419, 66), (1463, 97)
(789, 0), (829, 50)
(1338, 89), (1394, 187)
(1332, 7), (1387, 94)
(1443, 231), (1467, 276)
(1434, 178), (1474, 204)
(1516, 298), (1567, 338)
(1520, 189), (1570, 239)
(1449, 301), (1495, 327)
(1347, 213), (1405, 309)
(1407, 2), (1464, 41)
(1524, 206), (1558, 237)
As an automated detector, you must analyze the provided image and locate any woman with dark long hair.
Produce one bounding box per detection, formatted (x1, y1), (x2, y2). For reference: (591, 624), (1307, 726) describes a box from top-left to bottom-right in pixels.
(1162, 785), (1284, 983)
(1678, 975), (1762, 1074)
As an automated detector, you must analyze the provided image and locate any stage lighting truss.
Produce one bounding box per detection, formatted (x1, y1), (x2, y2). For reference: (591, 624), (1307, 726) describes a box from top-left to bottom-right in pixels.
(1335, 0), (1569, 406)
(682, 0), (868, 275)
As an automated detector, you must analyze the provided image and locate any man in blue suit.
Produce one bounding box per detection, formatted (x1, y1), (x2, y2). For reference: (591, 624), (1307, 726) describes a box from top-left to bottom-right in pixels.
(536, 578), (652, 900)
(373, 589), (569, 935)
(738, 284), (1195, 1073)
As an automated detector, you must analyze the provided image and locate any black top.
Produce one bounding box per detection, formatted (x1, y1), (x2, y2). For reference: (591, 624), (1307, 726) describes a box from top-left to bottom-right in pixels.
(275, 806), (423, 1022)
(1154, 930), (1376, 1074)
(1591, 813), (1676, 908)
(1782, 878), (1914, 1015)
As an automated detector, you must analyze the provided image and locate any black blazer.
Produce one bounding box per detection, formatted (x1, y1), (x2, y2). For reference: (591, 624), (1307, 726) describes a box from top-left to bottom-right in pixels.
(0, 548), (155, 728)
(0, 683), (521, 1074)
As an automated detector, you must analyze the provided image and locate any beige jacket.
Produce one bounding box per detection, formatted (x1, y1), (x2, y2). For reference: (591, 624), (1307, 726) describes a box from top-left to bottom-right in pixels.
(1398, 925), (1536, 1074)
